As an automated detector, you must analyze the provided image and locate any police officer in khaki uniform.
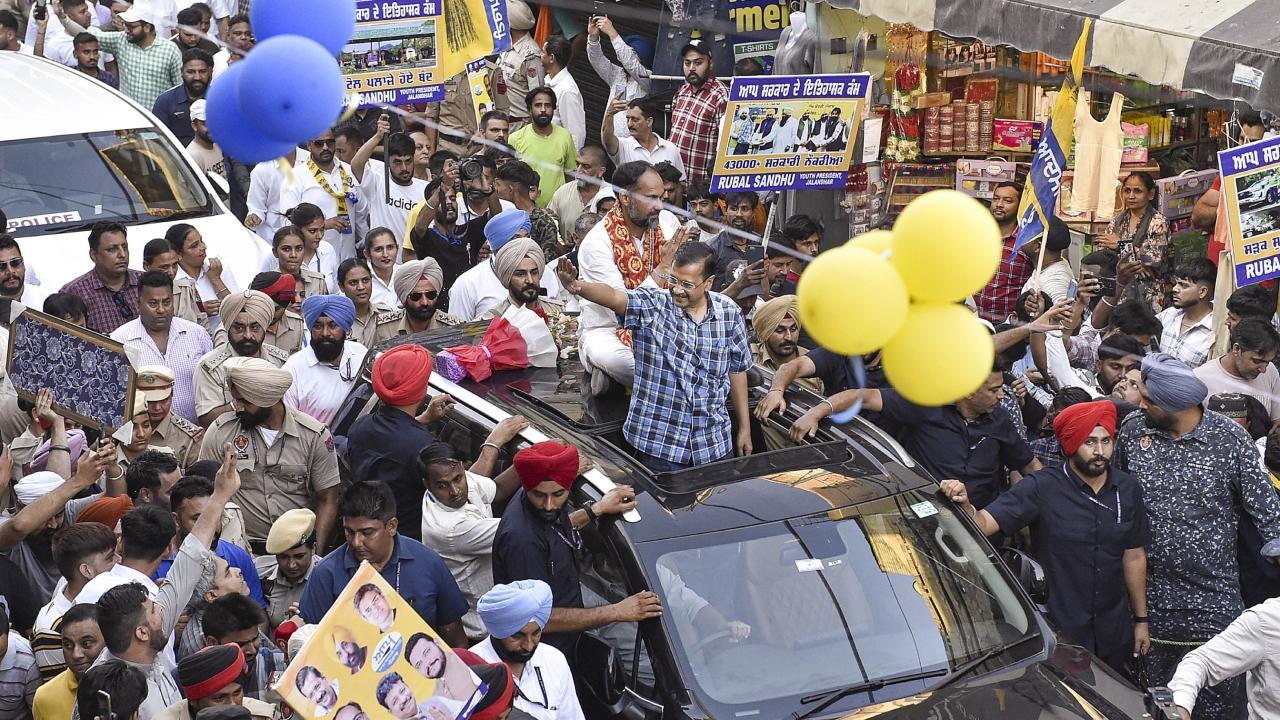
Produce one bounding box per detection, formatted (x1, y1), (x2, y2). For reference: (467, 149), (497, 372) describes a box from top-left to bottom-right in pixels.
(194, 290), (293, 427)
(496, 0), (544, 129)
(137, 366), (204, 469)
(391, 259), (461, 337)
(199, 357), (340, 556)
(352, 303), (404, 348)
(214, 272), (307, 356)
(425, 71), (479, 157)
(114, 395), (174, 471)
(254, 508), (321, 630)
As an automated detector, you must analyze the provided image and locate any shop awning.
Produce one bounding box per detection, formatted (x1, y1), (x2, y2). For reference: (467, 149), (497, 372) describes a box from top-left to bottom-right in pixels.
(822, 0), (1280, 111)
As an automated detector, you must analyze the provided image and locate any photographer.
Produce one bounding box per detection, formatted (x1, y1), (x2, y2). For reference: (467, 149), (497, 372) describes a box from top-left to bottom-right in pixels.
(408, 153), (507, 289)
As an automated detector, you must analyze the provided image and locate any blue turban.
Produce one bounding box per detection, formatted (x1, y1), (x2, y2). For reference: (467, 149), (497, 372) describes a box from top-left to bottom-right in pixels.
(1141, 352), (1207, 412)
(301, 294), (356, 333)
(485, 209), (531, 253)
(477, 579), (553, 639)
(624, 35), (654, 67)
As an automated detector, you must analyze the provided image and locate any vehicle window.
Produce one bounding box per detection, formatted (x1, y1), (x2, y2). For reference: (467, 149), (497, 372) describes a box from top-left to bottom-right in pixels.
(435, 404), (517, 476)
(576, 519), (654, 688)
(2, 130), (212, 238)
(641, 490), (1033, 713)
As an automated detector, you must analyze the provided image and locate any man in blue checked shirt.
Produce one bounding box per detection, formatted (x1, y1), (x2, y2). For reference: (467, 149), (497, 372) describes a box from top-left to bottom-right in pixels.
(558, 242), (753, 472)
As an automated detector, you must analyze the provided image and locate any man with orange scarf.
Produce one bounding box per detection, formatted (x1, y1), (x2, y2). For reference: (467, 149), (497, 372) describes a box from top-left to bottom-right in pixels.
(574, 160), (692, 395)
(941, 400), (1150, 675)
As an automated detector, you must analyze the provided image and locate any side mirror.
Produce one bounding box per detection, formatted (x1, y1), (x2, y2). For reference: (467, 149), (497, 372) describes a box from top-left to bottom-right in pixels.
(206, 171), (230, 198)
(574, 632), (628, 715)
(999, 546), (1049, 608)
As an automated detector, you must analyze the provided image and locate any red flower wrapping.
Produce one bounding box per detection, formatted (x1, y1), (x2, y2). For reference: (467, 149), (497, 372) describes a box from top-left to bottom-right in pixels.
(440, 317), (529, 382)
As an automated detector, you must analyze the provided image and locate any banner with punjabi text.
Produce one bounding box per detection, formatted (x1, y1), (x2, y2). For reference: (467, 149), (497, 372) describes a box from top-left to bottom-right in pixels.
(1219, 135), (1280, 286)
(273, 562), (486, 719)
(345, 0), (511, 108)
(710, 73), (870, 193)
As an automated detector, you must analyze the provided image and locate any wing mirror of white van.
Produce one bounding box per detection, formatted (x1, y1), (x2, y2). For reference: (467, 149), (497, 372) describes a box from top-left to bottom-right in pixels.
(206, 171), (230, 199)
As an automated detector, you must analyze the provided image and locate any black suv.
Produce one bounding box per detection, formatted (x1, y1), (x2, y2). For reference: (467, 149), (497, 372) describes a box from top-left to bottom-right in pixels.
(331, 323), (1156, 720)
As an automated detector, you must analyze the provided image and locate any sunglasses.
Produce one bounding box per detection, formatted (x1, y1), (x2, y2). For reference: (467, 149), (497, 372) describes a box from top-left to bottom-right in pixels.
(112, 291), (135, 319)
(312, 139), (336, 148)
(0, 257), (23, 270)
(407, 290), (438, 302)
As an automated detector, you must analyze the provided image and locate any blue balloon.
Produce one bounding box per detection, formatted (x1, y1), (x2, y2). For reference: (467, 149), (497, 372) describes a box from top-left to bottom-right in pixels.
(237, 35), (345, 145)
(251, 0), (355, 56)
(205, 61), (296, 163)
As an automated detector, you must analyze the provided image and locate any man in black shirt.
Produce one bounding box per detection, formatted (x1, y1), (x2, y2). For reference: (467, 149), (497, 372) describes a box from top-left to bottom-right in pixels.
(491, 441), (660, 657)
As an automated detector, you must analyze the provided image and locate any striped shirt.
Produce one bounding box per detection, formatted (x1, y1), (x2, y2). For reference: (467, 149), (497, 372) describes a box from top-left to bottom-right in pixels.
(111, 317), (214, 422)
(0, 631), (39, 719)
(85, 29), (182, 110)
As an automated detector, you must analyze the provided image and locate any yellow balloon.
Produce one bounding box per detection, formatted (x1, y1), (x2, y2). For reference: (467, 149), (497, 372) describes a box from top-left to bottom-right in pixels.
(846, 230), (893, 255)
(890, 189), (1002, 303)
(882, 303), (994, 406)
(797, 246), (909, 356)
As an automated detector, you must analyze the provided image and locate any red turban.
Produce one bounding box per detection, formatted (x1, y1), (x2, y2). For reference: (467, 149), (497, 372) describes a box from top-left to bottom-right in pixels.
(177, 644), (245, 701)
(1052, 400), (1117, 456)
(76, 495), (133, 528)
(514, 441), (580, 491)
(372, 344), (434, 407)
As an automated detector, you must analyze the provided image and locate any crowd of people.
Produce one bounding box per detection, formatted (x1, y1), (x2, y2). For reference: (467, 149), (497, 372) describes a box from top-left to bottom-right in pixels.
(3, 0), (1280, 719)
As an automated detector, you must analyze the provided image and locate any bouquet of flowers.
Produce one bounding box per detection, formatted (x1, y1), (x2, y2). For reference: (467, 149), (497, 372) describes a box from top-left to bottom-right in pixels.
(435, 317), (528, 383)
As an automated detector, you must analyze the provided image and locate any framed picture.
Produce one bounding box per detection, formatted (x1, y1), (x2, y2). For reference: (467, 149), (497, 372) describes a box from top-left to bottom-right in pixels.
(6, 308), (136, 431)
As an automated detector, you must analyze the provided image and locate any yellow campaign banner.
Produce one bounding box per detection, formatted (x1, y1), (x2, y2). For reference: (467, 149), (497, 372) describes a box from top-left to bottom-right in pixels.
(344, 0), (511, 107)
(709, 74), (871, 193)
(274, 562), (486, 719)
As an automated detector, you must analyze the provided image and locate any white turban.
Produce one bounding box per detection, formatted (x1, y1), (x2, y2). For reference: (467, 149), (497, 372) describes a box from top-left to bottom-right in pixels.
(14, 471), (65, 506)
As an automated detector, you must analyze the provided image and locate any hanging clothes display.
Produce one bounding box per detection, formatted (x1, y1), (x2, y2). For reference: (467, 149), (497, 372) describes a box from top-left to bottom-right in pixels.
(1068, 91), (1126, 220)
(773, 11), (818, 75)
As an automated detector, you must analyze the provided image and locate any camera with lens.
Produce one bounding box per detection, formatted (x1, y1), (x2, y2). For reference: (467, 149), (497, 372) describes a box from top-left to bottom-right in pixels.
(459, 157), (484, 182)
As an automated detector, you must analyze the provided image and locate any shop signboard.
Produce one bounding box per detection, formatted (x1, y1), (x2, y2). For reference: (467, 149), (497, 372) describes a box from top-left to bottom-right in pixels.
(727, 0), (789, 72)
(274, 562), (486, 719)
(344, 0), (510, 108)
(1218, 136), (1280, 286)
(710, 73), (870, 193)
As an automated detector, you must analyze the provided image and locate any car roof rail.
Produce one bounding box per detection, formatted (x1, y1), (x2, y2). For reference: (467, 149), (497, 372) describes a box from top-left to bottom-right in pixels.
(646, 440), (853, 497)
(428, 372), (641, 523)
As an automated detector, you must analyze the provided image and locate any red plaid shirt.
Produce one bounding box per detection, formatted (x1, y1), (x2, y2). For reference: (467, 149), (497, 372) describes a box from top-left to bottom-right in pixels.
(975, 233), (1034, 323)
(669, 77), (728, 185)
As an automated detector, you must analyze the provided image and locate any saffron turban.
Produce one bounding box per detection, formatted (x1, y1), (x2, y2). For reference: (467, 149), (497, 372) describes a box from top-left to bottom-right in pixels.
(76, 496), (133, 528)
(492, 237), (545, 288)
(302, 294), (356, 332)
(392, 259), (444, 303)
(514, 441), (579, 491)
(219, 289), (276, 329)
(484, 209), (531, 253)
(371, 344), (433, 406)
(1052, 400), (1117, 456)
(1141, 352), (1208, 412)
(477, 579), (553, 639)
(223, 356), (293, 406)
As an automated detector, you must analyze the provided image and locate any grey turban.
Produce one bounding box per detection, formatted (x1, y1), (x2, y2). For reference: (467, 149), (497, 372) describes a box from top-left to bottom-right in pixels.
(392, 259), (444, 303)
(492, 237), (545, 288)
(1141, 352), (1208, 412)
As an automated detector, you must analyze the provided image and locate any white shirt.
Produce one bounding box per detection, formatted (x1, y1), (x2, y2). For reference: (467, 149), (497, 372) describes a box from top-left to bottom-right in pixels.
(772, 116), (800, 153)
(546, 68), (586, 150)
(420, 472), (497, 637)
(472, 637), (585, 720)
(370, 267), (400, 307)
(282, 340), (368, 426)
(358, 159), (428, 245)
(1020, 259), (1075, 303)
(34, 589), (74, 636)
(1156, 306), (1215, 368)
(611, 134), (685, 179)
(186, 140), (227, 179)
(1170, 596), (1280, 720)
(577, 211), (679, 333)
(281, 158), (364, 262)
(246, 154), (298, 243)
(13, 282), (46, 310)
(447, 258), (562, 321)
(1195, 357), (1280, 422)
(75, 563), (160, 604)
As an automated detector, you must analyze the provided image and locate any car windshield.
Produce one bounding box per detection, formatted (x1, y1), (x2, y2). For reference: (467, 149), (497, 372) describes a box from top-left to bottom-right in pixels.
(1, 129), (212, 238)
(640, 489), (1036, 714)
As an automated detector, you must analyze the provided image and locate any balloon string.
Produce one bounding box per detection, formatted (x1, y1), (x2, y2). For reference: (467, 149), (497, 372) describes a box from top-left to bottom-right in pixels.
(829, 355), (865, 424)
